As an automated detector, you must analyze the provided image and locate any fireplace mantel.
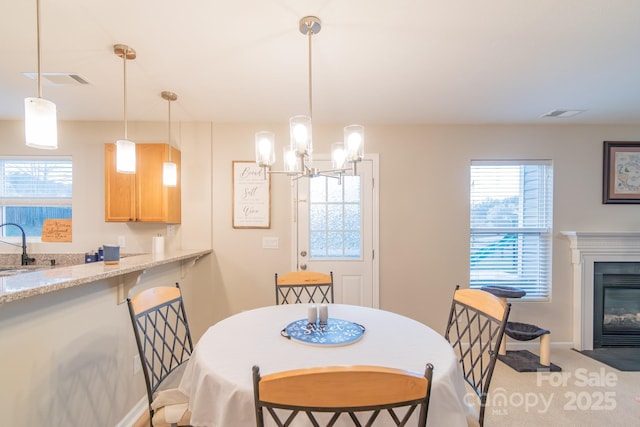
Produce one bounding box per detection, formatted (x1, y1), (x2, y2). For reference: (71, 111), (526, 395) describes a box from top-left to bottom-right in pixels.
(561, 231), (640, 350)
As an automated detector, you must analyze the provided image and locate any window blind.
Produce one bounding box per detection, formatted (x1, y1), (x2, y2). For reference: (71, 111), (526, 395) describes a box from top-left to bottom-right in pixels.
(470, 160), (553, 300)
(0, 158), (72, 199)
(0, 157), (72, 237)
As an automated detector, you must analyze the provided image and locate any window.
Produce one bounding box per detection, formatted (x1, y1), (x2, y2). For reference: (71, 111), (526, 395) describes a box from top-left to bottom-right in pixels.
(309, 175), (361, 259)
(470, 160), (553, 300)
(0, 157), (72, 238)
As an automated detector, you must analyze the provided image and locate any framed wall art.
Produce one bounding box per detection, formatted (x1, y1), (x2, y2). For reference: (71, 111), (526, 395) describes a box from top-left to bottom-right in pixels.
(603, 141), (640, 204)
(232, 160), (271, 228)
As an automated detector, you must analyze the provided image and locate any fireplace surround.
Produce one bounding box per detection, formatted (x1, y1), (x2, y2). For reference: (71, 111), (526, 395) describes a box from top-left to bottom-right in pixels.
(562, 232), (640, 351)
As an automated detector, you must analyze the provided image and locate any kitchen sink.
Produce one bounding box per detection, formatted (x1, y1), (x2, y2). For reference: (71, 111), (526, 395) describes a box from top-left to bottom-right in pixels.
(0, 266), (44, 277)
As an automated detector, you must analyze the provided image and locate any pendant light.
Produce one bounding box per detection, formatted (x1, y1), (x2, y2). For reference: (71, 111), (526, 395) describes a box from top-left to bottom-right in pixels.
(113, 44), (136, 174)
(161, 91), (178, 187)
(25, 0), (57, 149)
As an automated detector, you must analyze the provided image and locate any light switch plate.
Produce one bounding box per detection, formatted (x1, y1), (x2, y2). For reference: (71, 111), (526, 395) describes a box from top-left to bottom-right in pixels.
(262, 237), (279, 249)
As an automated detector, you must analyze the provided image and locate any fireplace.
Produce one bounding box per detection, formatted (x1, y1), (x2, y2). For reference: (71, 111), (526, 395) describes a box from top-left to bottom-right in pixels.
(593, 262), (640, 347)
(562, 231), (640, 350)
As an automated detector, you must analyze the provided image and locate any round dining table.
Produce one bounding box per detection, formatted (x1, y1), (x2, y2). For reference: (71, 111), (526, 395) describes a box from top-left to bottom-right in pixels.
(179, 304), (473, 426)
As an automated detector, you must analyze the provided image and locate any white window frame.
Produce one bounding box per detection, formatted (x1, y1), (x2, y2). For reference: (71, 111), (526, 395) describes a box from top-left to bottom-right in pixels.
(470, 159), (553, 301)
(0, 156), (72, 240)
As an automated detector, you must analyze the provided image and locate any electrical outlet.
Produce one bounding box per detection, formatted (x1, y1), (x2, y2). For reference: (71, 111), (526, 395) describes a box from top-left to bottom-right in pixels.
(117, 235), (126, 247)
(133, 354), (141, 375)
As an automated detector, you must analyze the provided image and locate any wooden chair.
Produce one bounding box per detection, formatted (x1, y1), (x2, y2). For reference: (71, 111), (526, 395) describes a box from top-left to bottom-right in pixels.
(252, 364), (433, 427)
(444, 285), (511, 427)
(275, 271), (334, 304)
(127, 283), (193, 427)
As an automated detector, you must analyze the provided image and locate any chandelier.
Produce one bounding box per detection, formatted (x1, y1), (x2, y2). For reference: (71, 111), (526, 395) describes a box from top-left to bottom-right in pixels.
(254, 16), (364, 180)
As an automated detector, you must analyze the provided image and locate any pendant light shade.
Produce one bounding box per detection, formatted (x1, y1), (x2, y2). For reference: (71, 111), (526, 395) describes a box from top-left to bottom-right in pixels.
(25, 97), (57, 149)
(116, 139), (136, 173)
(162, 161), (178, 187)
(255, 131), (275, 168)
(114, 44), (136, 174)
(25, 0), (57, 150)
(161, 91), (178, 187)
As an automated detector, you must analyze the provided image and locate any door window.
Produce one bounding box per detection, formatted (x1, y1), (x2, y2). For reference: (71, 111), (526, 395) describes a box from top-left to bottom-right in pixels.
(309, 175), (361, 259)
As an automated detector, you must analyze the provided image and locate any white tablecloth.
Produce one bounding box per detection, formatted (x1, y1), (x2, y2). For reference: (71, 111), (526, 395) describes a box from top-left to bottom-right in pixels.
(179, 304), (472, 426)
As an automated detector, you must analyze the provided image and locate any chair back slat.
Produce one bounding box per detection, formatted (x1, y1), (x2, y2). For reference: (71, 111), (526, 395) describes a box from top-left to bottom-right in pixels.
(453, 288), (507, 321)
(253, 364), (433, 427)
(275, 271), (334, 304)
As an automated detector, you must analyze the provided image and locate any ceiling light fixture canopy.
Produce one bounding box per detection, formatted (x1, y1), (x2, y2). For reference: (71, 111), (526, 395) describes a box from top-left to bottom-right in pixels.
(25, 0), (58, 150)
(114, 44), (136, 174)
(161, 91), (178, 187)
(255, 16), (364, 181)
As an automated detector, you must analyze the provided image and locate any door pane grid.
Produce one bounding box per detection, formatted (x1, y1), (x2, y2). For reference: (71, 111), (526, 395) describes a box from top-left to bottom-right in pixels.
(309, 176), (362, 259)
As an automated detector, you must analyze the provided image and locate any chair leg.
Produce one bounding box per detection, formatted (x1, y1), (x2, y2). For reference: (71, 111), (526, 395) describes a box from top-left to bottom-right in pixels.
(539, 333), (550, 366)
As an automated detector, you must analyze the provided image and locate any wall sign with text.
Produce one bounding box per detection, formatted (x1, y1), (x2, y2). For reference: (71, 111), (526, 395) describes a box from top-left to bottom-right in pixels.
(232, 161), (271, 228)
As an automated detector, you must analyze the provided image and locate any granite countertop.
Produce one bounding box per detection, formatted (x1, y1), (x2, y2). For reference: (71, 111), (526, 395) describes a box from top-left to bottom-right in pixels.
(0, 249), (211, 305)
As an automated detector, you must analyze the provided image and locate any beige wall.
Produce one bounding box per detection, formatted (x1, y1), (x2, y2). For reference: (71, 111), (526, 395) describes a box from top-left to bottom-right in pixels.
(3, 119), (640, 424)
(0, 120), (214, 425)
(209, 122), (640, 343)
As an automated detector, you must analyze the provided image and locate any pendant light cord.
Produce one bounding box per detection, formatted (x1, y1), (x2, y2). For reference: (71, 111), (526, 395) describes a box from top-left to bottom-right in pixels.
(167, 97), (172, 162)
(36, 0), (42, 99)
(123, 47), (128, 140)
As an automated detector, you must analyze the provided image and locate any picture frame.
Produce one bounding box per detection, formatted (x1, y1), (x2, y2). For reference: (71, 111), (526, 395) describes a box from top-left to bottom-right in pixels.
(232, 160), (271, 228)
(603, 141), (640, 204)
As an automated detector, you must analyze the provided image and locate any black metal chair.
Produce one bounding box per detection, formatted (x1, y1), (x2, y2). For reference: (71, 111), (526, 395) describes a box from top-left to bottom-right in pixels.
(252, 364), (433, 427)
(444, 285), (511, 427)
(127, 283), (193, 427)
(275, 271), (334, 304)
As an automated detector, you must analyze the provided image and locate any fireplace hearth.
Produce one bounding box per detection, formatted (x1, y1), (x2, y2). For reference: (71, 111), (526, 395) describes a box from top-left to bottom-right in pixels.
(594, 262), (640, 347)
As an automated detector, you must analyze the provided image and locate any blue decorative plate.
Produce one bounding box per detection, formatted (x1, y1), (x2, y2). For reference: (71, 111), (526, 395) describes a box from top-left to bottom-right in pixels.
(281, 318), (365, 346)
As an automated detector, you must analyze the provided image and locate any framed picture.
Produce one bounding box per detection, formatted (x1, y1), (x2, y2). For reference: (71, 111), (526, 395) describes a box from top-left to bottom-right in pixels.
(603, 141), (640, 204)
(232, 160), (271, 228)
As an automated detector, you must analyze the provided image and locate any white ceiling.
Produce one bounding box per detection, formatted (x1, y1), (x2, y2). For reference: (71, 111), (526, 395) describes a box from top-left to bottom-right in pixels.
(2, 0), (640, 125)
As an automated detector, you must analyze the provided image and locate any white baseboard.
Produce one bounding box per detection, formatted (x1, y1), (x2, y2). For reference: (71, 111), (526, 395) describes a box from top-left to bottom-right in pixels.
(116, 397), (147, 427)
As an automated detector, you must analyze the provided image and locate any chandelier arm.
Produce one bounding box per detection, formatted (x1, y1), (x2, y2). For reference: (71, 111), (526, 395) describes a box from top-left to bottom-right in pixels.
(317, 172), (345, 185)
(320, 168), (348, 175)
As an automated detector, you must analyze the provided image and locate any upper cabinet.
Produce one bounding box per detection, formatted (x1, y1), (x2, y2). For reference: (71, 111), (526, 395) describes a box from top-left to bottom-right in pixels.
(105, 143), (181, 223)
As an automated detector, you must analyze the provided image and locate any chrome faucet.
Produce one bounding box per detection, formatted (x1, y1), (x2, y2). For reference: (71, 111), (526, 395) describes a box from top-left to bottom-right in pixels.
(0, 223), (36, 266)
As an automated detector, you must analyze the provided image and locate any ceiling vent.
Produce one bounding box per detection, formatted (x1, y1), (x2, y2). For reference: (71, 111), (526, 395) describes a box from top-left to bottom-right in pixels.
(541, 109), (585, 118)
(23, 72), (90, 86)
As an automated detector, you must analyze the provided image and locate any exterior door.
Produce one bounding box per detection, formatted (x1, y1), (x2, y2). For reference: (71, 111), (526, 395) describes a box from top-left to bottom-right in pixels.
(294, 156), (379, 307)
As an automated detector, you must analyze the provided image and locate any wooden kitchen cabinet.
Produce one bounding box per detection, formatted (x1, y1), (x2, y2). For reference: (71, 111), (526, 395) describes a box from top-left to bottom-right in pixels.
(104, 143), (181, 223)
